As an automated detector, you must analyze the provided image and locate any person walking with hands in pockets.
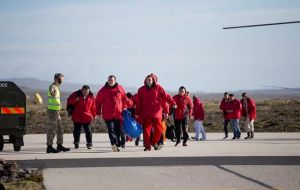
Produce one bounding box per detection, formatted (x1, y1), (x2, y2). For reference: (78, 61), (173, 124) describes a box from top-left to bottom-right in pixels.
(173, 86), (193, 147)
(67, 85), (96, 149)
(96, 75), (132, 152)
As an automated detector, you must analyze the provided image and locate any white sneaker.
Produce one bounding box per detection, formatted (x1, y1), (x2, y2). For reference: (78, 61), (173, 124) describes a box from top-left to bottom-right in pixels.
(112, 145), (118, 152)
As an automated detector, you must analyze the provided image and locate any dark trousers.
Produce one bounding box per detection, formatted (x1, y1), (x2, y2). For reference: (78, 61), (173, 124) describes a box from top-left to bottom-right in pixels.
(174, 119), (189, 144)
(224, 119), (230, 137)
(135, 136), (141, 144)
(73, 122), (92, 145)
(158, 134), (164, 145)
(105, 119), (125, 147)
(120, 127), (126, 147)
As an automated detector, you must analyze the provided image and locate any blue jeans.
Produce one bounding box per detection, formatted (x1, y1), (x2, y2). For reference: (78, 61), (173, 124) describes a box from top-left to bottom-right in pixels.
(230, 119), (241, 138)
(194, 120), (206, 140)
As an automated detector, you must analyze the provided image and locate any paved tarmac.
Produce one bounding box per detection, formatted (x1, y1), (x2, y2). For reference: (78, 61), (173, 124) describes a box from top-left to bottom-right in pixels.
(1, 133), (300, 190)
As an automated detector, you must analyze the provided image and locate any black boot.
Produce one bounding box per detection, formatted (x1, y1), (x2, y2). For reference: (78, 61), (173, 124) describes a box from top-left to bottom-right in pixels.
(86, 143), (92, 149)
(47, 145), (60, 153)
(244, 132), (251, 139)
(250, 131), (254, 139)
(57, 144), (70, 152)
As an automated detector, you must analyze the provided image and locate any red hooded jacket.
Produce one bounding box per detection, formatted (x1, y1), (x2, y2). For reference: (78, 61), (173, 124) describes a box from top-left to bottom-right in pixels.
(193, 97), (204, 121)
(173, 94), (193, 120)
(96, 83), (133, 120)
(219, 98), (230, 120)
(226, 98), (242, 120)
(67, 90), (96, 124)
(126, 93), (138, 118)
(136, 74), (175, 120)
(240, 98), (256, 120)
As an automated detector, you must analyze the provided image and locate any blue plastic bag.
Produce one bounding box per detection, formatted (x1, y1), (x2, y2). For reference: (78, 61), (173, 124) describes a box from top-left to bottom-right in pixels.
(122, 110), (143, 138)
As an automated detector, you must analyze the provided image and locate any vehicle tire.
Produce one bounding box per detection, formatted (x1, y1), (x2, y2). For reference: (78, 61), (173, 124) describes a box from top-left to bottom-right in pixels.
(13, 144), (21, 152)
(0, 136), (4, 151)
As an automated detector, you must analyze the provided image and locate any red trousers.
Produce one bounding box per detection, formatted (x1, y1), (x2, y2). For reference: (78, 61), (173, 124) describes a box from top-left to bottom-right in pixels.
(142, 118), (163, 149)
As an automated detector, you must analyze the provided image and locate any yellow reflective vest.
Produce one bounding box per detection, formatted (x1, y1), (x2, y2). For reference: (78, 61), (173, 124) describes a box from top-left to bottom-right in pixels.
(47, 84), (61, 111)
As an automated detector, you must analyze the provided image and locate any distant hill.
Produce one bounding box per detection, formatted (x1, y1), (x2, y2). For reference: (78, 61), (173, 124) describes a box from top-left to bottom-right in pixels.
(2, 78), (300, 102)
(1, 78), (103, 92)
(1, 77), (138, 92)
(0, 78), (138, 103)
(194, 89), (300, 101)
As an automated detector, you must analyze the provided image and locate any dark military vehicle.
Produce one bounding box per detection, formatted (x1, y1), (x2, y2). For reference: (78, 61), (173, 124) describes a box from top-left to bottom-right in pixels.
(0, 81), (26, 151)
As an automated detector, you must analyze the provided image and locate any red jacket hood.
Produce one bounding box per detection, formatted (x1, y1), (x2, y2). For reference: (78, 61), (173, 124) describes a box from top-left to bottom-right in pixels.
(144, 73), (158, 87)
(193, 97), (201, 104)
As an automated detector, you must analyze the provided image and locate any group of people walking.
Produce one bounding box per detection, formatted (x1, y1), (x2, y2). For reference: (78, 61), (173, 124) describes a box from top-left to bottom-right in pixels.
(219, 92), (257, 140)
(45, 73), (256, 153)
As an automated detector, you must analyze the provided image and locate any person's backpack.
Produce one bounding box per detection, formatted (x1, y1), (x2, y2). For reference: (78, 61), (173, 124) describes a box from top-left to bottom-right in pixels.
(165, 122), (175, 140)
(66, 90), (81, 116)
(66, 104), (75, 116)
(122, 110), (143, 138)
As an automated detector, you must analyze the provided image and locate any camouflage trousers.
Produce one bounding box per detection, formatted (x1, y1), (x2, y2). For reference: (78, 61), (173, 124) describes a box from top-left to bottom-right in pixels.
(46, 110), (64, 146)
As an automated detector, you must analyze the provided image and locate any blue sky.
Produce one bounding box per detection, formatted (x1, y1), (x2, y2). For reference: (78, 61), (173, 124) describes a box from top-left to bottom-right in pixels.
(0, 0), (300, 92)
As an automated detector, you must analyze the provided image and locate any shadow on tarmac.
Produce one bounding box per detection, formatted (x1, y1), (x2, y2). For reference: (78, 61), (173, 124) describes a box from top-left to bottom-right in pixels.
(16, 156), (300, 169)
(216, 165), (281, 190)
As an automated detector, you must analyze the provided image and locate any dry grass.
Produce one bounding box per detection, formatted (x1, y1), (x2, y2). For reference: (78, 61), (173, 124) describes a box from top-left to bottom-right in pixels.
(4, 180), (45, 190)
(195, 98), (300, 132)
(25, 98), (300, 134)
(26, 103), (107, 134)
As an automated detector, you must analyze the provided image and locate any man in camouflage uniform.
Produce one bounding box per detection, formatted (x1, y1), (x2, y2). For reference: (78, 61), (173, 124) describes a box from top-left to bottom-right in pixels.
(46, 73), (70, 153)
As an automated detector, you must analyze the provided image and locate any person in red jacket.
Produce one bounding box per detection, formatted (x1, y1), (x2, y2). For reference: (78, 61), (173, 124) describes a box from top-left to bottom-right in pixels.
(67, 85), (96, 149)
(241, 92), (257, 139)
(191, 95), (205, 141)
(173, 86), (193, 146)
(136, 73), (176, 151)
(226, 94), (242, 140)
(219, 92), (231, 139)
(96, 75), (133, 152)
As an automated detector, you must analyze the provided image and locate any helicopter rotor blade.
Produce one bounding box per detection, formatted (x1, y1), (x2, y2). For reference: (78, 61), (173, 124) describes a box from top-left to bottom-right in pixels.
(262, 85), (300, 91)
(223, 21), (300, 29)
